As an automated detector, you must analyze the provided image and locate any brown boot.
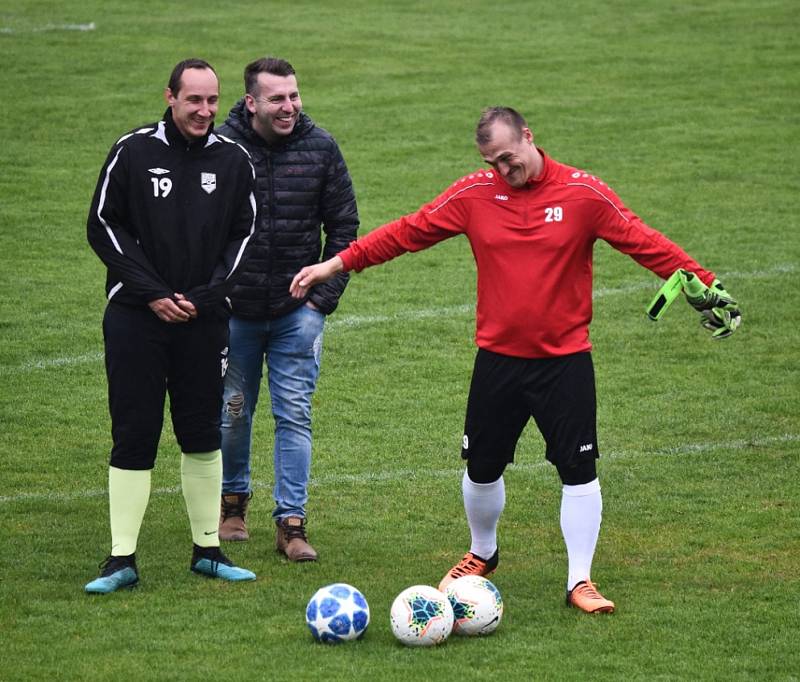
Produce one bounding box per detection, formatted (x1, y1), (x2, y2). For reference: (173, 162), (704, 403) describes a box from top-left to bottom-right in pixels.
(219, 492), (251, 542)
(275, 516), (318, 562)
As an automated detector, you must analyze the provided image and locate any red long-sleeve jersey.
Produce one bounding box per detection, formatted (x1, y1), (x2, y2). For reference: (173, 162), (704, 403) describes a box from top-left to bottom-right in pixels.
(339, 151), (714, 359)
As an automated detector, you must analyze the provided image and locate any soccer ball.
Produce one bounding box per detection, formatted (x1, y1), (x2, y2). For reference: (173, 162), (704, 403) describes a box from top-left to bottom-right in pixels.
(305, 583), (370, 643)
(389, 585), (454, 647)
(444, 575), (504, 636)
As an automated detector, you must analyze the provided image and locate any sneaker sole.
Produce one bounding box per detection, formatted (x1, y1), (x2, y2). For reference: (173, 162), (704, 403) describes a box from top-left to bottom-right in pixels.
(85, 577), (139, 594)
(567, 598), (615, 614)
(191, 559), (256, 581)
(572, 604), (615, 614)
(276, 548), (318, 562)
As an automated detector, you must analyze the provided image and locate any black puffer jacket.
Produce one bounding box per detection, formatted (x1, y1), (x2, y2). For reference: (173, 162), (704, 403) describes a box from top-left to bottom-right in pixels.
(216, 100), (359, 319)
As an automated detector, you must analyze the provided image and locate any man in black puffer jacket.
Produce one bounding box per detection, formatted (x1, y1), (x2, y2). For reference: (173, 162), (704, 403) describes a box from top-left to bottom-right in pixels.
(215, 57), (359, 561)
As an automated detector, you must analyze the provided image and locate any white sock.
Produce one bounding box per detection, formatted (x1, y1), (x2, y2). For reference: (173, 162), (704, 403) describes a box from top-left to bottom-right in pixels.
(462, 470), (505, 559)
(560, 478), (602, 591)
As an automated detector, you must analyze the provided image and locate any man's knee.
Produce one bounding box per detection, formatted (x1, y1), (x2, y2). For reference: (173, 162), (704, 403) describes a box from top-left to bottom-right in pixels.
(466, 457), (506, 484)
(109, 443), (157, 470)
(555, 455), (598, 486)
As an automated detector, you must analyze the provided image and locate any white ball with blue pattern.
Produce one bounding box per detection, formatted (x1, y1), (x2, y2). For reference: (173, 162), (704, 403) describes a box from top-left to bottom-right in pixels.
(305, 583), (370, 643)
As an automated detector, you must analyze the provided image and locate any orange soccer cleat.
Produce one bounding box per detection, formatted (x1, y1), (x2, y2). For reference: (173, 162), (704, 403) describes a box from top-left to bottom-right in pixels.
(438, 549), (499, 591)
(567, 580), (615, 614)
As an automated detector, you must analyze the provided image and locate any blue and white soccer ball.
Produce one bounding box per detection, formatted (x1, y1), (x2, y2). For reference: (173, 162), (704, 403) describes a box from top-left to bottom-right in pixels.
(305, 583), (370, 643)
(444, 575), (504, 636)
(389, 584), (455, 646)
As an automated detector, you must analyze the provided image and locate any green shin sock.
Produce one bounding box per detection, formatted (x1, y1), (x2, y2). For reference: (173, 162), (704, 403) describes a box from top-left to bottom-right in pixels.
(109, 466), (151, 556)
(181, 450), (222, 547)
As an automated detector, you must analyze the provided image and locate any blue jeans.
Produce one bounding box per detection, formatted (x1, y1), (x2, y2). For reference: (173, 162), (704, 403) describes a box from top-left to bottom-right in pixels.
(221, 305), (324, 519)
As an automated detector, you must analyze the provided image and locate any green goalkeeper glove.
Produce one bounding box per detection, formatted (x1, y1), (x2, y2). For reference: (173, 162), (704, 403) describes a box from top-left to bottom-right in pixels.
(680, 271), (742, 339)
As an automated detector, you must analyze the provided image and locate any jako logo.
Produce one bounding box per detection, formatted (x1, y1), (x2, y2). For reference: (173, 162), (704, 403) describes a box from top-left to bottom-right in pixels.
(579, 443), (593, 453)
(494, 194), (509, 201)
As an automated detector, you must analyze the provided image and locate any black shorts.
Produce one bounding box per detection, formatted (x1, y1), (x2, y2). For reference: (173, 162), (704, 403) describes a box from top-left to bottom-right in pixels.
(461, 349), (599, 483)
(103, 302), (229, 469)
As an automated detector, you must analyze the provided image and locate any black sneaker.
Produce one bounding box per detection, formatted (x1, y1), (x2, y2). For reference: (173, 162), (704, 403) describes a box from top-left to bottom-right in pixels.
(85, 554), (139, 594)
(190, 544), (256, 581)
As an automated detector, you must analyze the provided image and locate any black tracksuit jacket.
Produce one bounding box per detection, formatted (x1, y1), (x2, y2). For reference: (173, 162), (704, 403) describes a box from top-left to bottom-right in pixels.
(87, 108), (257, 316)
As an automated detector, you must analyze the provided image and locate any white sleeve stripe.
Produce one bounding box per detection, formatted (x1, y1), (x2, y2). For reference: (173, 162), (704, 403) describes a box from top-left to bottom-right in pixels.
(427, 181), (494, 214)
(115, 127), (154, 145)
(97, 148), (125, 254)
(216, 134), (253, 160)
(151, 121), (169, 146)
(566, 182), (629, 222)
(107, 281), (123, 300)
(225, 189), (258, 280)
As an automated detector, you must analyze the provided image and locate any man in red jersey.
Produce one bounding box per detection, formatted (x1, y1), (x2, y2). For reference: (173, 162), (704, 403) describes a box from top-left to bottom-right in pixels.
(289, 107), (741, 613)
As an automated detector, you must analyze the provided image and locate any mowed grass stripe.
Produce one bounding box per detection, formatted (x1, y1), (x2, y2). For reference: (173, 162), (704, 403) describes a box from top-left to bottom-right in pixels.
(2, 432), (796, 505)
(2, 261), (794, 376)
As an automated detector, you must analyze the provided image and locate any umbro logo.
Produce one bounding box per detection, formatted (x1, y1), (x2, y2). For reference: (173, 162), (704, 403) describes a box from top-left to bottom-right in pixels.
(148, 167), (171, 175)
(579, 443), (594, 453)
(494, 194), (509, 201)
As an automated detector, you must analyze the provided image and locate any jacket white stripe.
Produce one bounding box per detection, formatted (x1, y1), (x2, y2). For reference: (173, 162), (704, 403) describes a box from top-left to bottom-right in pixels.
(566, 182), (629, 222)
(225, 186), (258, 280)
(427, 181), (495, 214)
(97, 148), (125, 254)
(107, 281), (123, 300)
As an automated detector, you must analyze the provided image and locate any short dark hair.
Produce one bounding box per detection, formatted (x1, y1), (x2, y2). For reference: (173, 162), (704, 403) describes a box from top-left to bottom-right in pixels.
(167, 58), (216, 95)
(475, 106), (528, 145)
(244, 57), (296, 95)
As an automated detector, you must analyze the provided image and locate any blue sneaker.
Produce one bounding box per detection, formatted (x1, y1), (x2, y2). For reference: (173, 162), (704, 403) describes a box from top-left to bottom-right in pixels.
(85, 555), (139, 594)
(190, 545), (256, 582)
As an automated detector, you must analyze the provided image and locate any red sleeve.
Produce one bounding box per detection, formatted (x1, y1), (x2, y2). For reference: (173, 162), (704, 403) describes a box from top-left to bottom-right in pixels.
(586, 181), (716, 285)
(338, 186), (468, 272)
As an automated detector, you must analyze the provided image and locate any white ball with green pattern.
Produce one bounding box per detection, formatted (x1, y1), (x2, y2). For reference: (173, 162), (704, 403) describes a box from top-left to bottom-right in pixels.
(444, 575), (504, 636)
(389, 585), (454, 646)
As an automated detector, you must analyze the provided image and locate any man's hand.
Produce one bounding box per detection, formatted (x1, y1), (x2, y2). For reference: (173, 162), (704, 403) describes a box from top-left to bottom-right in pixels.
(680, 271), (736, 311)
(680, 272), (742, 339)
(174, 293), (197, 319)
(290, 256), (344, 299)
(148, 296), (192, 323)
(699, 306), (742, 339)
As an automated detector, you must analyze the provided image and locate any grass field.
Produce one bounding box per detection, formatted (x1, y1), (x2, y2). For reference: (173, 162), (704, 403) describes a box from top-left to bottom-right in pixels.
(1, 0), (799, 679)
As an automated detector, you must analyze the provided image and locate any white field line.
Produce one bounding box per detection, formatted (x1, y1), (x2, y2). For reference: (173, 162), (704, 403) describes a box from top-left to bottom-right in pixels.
(2, 262), (796, 377)
(1, 433), (797, 506)
(0, 22), (96, 34)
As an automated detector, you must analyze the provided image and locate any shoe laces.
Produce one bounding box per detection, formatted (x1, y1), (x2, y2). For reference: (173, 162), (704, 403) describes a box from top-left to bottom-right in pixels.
(573, 580), (603, 600)
(449, 553), (486, 578)
(280, 519), (308, 542)
(221, 494), (249, 521)
(98, 554), (134, 576)
(194, 545), (232, 568)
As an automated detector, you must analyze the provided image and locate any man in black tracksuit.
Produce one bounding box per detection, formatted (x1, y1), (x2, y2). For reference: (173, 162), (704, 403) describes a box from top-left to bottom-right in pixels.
(214, 57), (359, 560)
(85, 59), (258, 593)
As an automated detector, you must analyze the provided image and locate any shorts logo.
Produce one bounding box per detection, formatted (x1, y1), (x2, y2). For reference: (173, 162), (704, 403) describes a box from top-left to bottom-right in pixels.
(494, 194), (509, 201)
(462, 434), (469, 450)
(201, 172), (217, 194)
(579, 443), (593, 453)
